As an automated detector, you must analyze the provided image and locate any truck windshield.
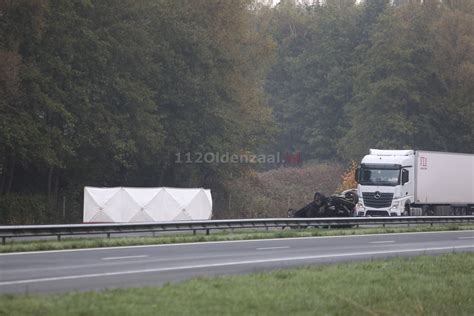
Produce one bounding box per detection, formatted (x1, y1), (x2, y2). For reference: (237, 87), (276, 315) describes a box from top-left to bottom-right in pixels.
(359, 167), (400, 186)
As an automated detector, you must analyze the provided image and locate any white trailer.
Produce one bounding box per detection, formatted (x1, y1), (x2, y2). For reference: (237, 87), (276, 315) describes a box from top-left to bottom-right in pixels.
(355, 149), (474, 216)
(415, 151), (473, 205)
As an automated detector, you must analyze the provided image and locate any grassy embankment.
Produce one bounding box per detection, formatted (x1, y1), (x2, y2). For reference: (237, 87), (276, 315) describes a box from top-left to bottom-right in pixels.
(1, 223), (473, 253)
(1, 253), (473, 315)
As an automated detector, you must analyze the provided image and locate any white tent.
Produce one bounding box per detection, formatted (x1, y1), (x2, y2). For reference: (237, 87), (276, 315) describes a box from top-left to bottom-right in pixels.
(83, 187), (212, 223)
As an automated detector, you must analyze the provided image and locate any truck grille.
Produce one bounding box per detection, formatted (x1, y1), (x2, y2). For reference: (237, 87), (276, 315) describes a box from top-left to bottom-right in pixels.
(366, 210), (390, 217)
(362, 192), (393, 208)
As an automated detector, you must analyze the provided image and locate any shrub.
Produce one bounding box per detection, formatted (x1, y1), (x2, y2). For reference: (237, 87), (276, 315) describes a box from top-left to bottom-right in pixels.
(335, 160), (358, 193)
(0, 194), (58, 225)
(216, 162), (344, 218)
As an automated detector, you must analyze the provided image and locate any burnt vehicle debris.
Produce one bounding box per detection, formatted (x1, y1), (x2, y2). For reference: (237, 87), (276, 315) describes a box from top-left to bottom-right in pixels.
(287, 190), (358, 218)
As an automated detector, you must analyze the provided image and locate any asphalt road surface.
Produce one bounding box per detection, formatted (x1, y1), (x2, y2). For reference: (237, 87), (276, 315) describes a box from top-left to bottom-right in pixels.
(1, 230), (473, 294)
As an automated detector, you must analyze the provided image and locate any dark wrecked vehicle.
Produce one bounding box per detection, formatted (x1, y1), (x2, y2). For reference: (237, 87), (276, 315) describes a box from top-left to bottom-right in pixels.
(287, 189), (358, 218)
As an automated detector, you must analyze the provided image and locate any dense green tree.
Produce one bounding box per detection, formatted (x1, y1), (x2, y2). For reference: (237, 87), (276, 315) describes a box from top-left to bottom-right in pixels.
(264, 0), (312, 154)
(430, 1), (474, 152)
(265, 0), (359, 160)
(264, 0), (472, 162)
(0, 0), (275, 223)
(340, 2), (473, 159)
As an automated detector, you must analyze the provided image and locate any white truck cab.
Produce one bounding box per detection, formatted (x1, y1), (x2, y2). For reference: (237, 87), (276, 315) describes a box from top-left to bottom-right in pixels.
(355, 149), (413, 216)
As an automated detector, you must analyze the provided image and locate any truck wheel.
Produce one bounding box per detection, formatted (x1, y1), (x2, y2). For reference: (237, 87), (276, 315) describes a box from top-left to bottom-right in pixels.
(468, 206), (474, 215)
(403, 204), (411, 216)
(455, 207), (466, 216)
(450, 206), (464, 216)
(422, 205), (434, 216)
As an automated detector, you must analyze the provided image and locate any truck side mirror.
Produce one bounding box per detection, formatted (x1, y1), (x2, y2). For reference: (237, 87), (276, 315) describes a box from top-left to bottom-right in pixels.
(354, 167), (360, 183)
(402, 169), (409, 184)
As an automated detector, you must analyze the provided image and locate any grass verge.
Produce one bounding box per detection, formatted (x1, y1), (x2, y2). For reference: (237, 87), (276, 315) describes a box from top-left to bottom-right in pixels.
(1, 224), (473, 253)
(1, 252), (473, 315)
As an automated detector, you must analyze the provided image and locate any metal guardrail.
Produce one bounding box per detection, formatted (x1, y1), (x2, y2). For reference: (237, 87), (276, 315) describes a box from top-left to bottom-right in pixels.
(1, 216), (474, 244)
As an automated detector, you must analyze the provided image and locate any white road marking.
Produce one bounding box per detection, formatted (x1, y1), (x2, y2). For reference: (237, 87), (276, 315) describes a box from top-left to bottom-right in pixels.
(101, 255), (148, 261)
(1, 230), (472, 256)
(257, 246), (290, 250)
(458, 236), (474, 239)
(370, 241), (395, 244)
(5, 254), (244, 275)
(1, 245), (473, 287)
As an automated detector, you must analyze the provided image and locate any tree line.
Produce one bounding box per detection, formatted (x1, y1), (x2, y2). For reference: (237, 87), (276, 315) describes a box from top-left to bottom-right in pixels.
(265, 0), (473, 161)
(0, 0), (472, 223)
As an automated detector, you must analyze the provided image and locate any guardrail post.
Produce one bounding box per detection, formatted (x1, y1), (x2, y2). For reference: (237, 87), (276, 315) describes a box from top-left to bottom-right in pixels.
(57, 235), (61, 242)
(193, 229), (196, 235)
(2, 237), (5, 245)
(107, 233), (110, 239)
(206, 229), (210, 236)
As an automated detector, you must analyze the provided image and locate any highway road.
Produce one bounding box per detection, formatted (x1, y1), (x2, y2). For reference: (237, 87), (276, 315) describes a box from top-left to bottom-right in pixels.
(1, 230), (473, 294)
